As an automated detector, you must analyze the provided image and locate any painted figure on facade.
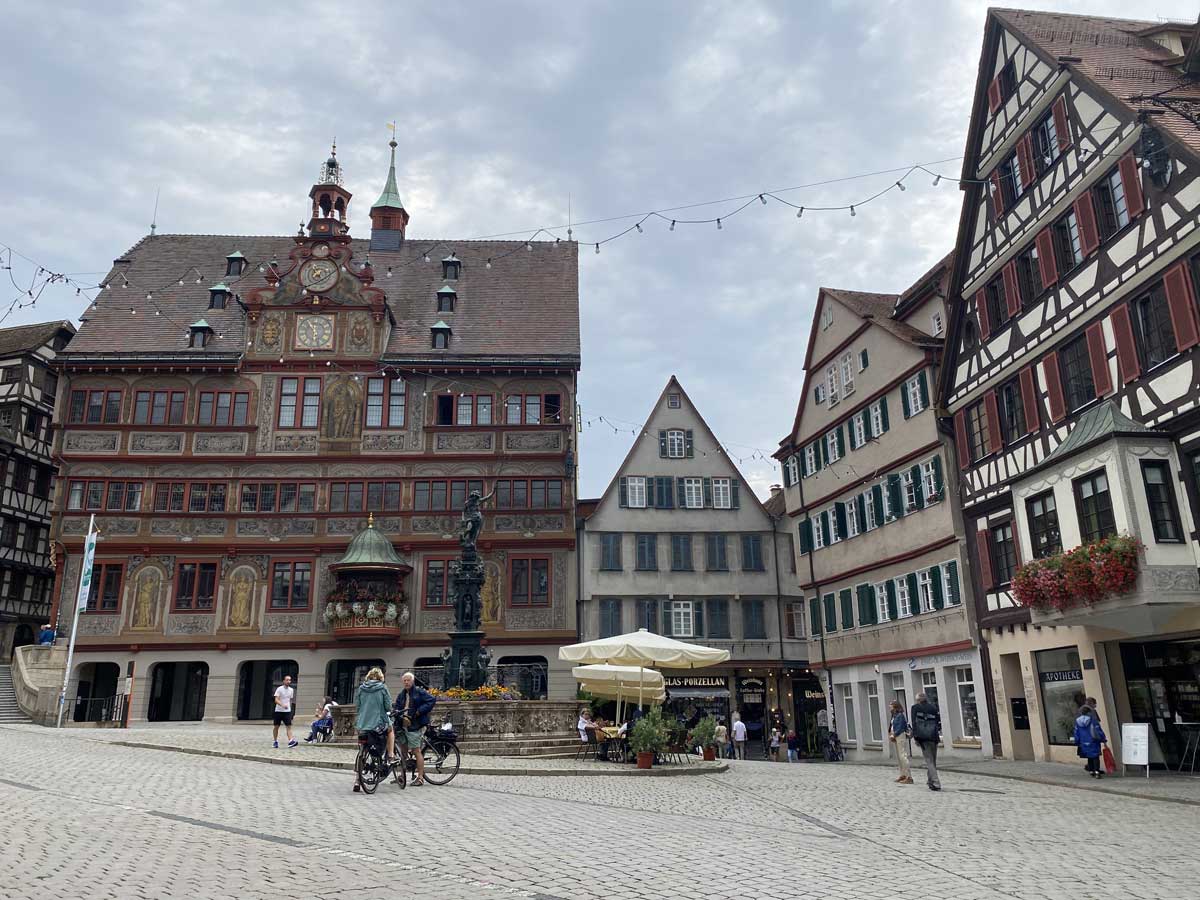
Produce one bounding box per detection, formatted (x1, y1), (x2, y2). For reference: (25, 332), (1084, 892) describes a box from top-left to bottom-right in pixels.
(132, 569), (159, 629)
(229, 573), (254, 628)
(324, 378), (361, 439)
(481, 568), (501, 625)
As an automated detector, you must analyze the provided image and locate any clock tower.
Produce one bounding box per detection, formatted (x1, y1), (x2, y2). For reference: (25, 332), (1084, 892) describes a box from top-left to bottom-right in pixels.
(308, 141), (353, 239)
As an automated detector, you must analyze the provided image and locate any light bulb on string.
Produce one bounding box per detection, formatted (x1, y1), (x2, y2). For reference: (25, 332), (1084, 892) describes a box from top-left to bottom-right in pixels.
(669, 220), (676, 231)
(386, 266), (392, 278)
(850, 205), (856, 217)
(154, 310), (161, 316)
(897, 181), (906, 191)
(195, 276), (202, 284)
(525, 242), (532, 252)
(635, 223), (642, 234)
(933, 174), (941, 186)
(486, 259), (492, 269)
(594, 243), (600, 254)
(759, 194), (767, 205)
(796, 207), (804, 219)
(178, 279), (184, 286)
(716, 219), (722, 230)
(423, 253), (430, 263)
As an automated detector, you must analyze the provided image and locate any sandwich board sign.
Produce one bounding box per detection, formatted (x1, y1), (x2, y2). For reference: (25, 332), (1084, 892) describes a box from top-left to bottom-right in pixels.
(1121, 722), (1150, 779)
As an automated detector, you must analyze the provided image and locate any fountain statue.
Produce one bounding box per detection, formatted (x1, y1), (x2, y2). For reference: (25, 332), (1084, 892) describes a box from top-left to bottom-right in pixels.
(442, 489), (494, 689)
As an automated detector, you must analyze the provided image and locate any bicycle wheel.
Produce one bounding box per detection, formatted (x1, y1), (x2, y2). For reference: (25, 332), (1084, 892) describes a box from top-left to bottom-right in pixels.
(355, 748), (378, 795)
(420, 739), (460, 785)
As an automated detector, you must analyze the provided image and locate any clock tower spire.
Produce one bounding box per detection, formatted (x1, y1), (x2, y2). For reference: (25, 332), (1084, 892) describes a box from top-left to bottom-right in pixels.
(369, 127), (409, 251)
(308, 140), (353, 239)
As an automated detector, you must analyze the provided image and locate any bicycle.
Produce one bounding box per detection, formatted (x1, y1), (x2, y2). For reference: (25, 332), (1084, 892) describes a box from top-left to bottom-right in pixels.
(397, 719), (461, 786)
(354, 728), (405, 795)
(822, 731), (845, 762)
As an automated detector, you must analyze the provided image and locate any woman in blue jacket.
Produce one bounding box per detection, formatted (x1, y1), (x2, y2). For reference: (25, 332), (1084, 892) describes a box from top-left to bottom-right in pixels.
(1073, 705), (1107, 778)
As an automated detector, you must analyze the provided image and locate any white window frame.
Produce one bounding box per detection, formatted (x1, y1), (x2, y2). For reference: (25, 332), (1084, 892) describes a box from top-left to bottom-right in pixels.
(828, 508), (841, 544)
(922, 670), (938, 707)
(1106, 169), (1130, 230)
(667, 393), (682, 409)
(865, 682), (882, 743)
(906, 376), (925, 415)
(813, 516), (825, 550)
(918, 570), (934, 613)
(785, 456), (799, 486)
(683, 477), (704, 509)
(822, 304), (834, 330)
(826, 365), (840, 406)
(712, 478), (732, 509)
(814, 384), (825, 404)
(852, 414), (866, 449)
(921, 459), (938, 499)
(803, 444), (817, 477)
(666, 429), (686, 458)
(840, 353), (854, 396)
(955, 667), (980, 739)
(942, 561), (959, 605)
(839, 684), (856, 742)
(826, 431), (841, 464)
(668, 600), (694, 638)
(870, 401), (884, 436)
(931, 310), (944, 336)
(882, 482), (894, 521)
(864, 491), (875, 530)
(846, 502), (860, 538)
(902, 470), (917, 513)
(626, 476), (647, 509)
(874, 582), (890, 622)
(896, 577), (912, 618)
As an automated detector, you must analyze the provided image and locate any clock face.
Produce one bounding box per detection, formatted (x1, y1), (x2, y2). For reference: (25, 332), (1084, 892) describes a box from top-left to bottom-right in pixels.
(295, 315), (335, 350)
(299, 259), (339, 293)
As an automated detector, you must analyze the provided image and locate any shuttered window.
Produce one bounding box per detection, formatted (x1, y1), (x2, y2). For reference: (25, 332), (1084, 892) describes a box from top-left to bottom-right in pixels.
(1132, 283), (1178, 371)
(990, 522), (1016, 586)
(1059, 335), (1095, 413)
(1094, 167), (1131, 238)
(998, 377), (1025, 445)
(966, 400), (991, 462)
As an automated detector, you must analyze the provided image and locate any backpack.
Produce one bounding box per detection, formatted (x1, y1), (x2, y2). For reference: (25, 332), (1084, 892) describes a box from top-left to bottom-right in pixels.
(912, 707), (938, 742)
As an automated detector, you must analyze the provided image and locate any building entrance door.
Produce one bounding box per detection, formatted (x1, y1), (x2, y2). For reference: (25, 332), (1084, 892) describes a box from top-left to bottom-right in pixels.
(1121, 638), (1200, 769)
(790, 674), (825, 758)
(147, 662), (208, 721)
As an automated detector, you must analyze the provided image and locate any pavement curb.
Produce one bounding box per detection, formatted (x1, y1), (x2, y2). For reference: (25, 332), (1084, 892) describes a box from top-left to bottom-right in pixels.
(104, 740), (729, 777)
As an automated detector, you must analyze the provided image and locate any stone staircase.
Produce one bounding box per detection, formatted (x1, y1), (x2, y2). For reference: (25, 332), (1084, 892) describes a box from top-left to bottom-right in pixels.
(0, 665), (32, 724)
(456, 731), (584, 759)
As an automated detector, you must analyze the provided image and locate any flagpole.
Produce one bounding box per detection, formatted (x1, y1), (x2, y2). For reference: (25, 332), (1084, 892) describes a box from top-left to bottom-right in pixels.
(56, 516), (98, 728)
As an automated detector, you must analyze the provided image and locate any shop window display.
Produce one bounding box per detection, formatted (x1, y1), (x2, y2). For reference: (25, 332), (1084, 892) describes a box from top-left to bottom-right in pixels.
(1034, 646), (1085, 745)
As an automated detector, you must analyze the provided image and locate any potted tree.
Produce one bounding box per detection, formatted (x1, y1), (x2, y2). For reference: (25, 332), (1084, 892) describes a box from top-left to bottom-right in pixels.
(629, 707), (667, 769)
(690, 715), (718, 761)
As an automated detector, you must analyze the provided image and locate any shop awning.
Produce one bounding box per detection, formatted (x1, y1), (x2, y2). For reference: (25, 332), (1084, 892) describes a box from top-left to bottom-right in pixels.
(667, 687), (730, 699)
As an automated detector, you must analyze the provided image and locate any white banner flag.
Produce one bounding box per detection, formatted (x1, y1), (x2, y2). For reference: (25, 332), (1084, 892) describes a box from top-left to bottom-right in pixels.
(75, 516), (98, 612)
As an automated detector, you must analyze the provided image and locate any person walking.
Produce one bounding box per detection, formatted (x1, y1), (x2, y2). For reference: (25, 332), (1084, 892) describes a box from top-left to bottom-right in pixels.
(353, 667), (394, 792)
(272, 675), (298, 749)
(888, 700), (913, 784)
(1074, 705), (1108, 778)
(394, 672), (437, 786)
(768, 727), (782, 762)
(910, 692), (941, 791)
(732, 714), (748, 760)
(713, 718), (728, 758)
(786, 729), (800, 763)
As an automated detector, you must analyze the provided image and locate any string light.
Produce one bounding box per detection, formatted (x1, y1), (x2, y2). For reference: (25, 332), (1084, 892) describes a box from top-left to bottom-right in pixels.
(635, 223), (642, 234)
(796, 207), (804, 219)
(716, 218), (722, 230)
(896, 181), (906, 191)
(850, 205), (856, 217)
(594, 243), (600, 254)
(669, 220), (675, 231)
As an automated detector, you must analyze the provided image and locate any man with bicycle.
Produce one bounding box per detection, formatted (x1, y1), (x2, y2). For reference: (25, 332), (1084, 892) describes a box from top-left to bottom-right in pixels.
(394, 672), (436, 786)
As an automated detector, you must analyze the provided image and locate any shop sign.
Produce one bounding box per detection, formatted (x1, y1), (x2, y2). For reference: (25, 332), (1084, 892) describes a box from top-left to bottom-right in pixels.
(738, 677), (765, 704)
(665, 676), (726, 688)
(1039, 669), (1083, 683)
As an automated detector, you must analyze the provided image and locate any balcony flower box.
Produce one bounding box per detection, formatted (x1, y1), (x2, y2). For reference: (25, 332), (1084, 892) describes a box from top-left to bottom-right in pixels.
(1012, 535), (1143, 613)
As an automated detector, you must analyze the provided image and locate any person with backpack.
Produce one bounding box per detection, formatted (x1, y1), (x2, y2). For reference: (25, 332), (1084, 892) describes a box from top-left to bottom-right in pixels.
(888, 700), (913, 784)
(910, 692), (942, 791)
(1073, 705), (1108, 778)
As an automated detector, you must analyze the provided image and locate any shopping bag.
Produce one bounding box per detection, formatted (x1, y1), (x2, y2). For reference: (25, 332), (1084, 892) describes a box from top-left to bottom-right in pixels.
(1102, 746), (1116, 774)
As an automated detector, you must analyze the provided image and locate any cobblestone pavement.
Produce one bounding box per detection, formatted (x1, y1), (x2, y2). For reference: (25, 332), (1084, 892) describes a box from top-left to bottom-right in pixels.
(1, 724), (1196, 900)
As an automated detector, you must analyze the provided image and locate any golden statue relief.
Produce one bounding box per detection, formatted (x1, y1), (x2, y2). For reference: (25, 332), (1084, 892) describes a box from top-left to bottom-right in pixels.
(132, 570), (160, 629)
(229, 573), (254, 628)
(324, 377), (361, 440)
(481, 569), (502, 625)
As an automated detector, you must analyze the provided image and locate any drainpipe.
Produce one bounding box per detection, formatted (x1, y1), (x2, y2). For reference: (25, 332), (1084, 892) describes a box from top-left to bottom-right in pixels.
(795, 470), (835, 735)
(768, 487), (788, 729)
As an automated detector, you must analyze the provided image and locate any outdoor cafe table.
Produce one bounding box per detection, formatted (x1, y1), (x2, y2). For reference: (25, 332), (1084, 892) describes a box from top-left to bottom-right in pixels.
(600, 726), (628, 762)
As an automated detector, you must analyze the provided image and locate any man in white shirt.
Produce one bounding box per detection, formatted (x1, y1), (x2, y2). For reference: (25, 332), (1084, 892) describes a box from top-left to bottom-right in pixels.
(272, 675), (298, 749)
(732, 716), (748, 759)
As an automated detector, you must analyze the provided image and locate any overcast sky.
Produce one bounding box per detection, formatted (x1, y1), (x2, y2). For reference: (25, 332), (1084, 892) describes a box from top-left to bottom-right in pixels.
(4, 0), (1195, 499)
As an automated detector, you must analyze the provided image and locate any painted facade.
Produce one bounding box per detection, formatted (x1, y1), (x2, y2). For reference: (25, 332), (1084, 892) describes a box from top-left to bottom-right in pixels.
(939, 11), (1200, 766)
(579, 377), (810, 756)
(51, 145), (581, 723)
(776, 259), (990, 762)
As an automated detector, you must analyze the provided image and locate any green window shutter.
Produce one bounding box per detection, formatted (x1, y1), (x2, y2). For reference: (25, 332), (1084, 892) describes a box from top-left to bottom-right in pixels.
(860, 348), (869, 370)
(857, 584), (870, 625)
(676, 477), (686, 508)
(932, 455), (944, 497)
(658, 430), (667, 457)
(685, 429), (694, 458)
(823, 593), (837, 633)
(930, 565), (944, 609)
(781, 461), (791, 487)
(901, 381), (912, 419)
(880, 397), (890, 432)
(834, 503), (847, 538)
(907, 573), (920, 613)
(693, 600), (705, 636)
(856, 493), (867, 530)
(730, 480), (739, 509)
(703, 476), (713, 506)
(815, 438), (825, 469)
(810, 597), (822, 635)
(840, 589), (853, 630)
(911, 464), (924, 509)
(848, 423), (857, 451)
(799, 520), (813, 554)
(886, 580), (898, 621)
(867, 586), (879, 625)
(919, 371), (930, 409)
(820, 510), (831, 540)
(619, 477), (628, 507)
(886, 474), (902, 519)
(864, 409), (874, 440)
(947, 560), (961, 605)
(660, 476), (674, 509)
(871, 485), (884, 523)
(837, 426), (846, 457)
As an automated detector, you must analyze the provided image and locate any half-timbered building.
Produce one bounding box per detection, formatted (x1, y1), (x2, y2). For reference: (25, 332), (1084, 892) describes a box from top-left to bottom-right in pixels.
(777, 255), (989, 762)
(939, 11), (1200, 766)
(51, 143), (580, 723)
(0, 321), (74, 656)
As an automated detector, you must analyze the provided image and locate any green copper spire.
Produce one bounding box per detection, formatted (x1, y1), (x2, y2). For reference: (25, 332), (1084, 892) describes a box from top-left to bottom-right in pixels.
(371, 138), (405, 211)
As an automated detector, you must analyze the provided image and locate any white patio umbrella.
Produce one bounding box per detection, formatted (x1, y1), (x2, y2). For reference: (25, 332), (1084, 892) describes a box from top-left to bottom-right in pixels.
(573, 664), (667, 719)
(560, 628), (730, 706)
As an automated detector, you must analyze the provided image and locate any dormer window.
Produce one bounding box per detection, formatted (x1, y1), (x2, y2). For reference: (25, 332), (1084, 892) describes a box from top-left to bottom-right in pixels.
(436, 285), (456, 313)
(442, 254), (461, 280)
(225, 252), (245, 277)
(189, 320), (213, 349)
(431, 321), (451, 350)
(209, 283), (229, 310)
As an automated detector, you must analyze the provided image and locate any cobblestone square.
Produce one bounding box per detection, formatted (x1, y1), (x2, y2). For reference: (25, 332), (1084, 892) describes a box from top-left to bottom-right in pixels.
(0, 724), (1196, 899)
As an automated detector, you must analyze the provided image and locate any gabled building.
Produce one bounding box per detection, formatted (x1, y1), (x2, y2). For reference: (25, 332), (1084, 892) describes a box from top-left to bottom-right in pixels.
(0, 320), (75, 656)
(578, 377), (811, 756)
(939, 11), (1200, 765)
(50, 141), (581, 722)
(776, 256), (991, 761)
